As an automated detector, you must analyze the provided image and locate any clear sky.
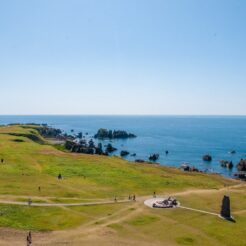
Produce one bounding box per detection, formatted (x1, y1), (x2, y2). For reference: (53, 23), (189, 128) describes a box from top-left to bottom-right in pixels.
(0, 0), (245, 115)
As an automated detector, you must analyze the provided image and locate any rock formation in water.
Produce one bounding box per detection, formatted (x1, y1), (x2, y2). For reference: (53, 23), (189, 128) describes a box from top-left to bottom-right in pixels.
(94, 128), (136, 139)
(76, 132), (83, 139)
(180, 164), (201, 172)
(95, 143), (103, 155)
(149, 154), (159, 161)
(120, 150), (129, 157)
(220, 160), (233, 169)
(38, 127), (62, 139)
(235, 159), (246, 179)
(105, 143), (117, 153)
(65, 140), (94, 154)
(203, 154), (212, 162)
(237, 159), (246, 171)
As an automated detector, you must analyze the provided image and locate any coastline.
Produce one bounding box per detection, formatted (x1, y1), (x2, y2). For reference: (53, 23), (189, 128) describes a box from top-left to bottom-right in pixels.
(33, 124), (244, 182)
(0, 116), (245, 179)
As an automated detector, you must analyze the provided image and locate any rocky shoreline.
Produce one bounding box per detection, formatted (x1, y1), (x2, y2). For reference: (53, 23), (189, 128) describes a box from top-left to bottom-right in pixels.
(38, 125), (135, 156)
(12, 124), (246, 181)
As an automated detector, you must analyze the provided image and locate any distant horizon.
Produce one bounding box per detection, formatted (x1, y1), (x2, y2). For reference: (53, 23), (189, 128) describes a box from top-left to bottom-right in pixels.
(0, 114), (246, 117)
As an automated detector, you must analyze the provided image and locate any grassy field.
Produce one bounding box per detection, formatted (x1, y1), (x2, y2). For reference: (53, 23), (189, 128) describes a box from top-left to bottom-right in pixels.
(0, 124), (245, 245)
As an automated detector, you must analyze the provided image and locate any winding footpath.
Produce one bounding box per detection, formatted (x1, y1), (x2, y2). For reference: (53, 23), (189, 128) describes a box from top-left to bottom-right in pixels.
(0, 199), (132, 207)
(0, 183), (244, 209)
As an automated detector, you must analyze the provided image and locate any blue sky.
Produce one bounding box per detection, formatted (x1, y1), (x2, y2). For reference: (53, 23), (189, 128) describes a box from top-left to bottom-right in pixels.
(0, 0), (245, 115)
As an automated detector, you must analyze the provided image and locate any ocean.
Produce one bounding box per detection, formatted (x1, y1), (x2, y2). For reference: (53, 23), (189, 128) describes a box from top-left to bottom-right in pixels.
(0, 115), (245, 178)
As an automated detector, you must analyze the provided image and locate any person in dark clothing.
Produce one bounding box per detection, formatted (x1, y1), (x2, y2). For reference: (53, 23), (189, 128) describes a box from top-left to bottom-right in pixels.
(26, 231), (32, 245)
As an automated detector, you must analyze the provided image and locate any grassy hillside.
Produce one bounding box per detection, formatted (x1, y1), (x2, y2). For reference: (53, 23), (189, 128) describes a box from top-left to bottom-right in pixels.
(0, 125), (234, 198)
(0, 125), (245, 246)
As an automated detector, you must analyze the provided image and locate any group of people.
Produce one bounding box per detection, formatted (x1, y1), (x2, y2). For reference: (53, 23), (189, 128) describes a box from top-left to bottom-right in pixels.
(128, 194), (136, 201)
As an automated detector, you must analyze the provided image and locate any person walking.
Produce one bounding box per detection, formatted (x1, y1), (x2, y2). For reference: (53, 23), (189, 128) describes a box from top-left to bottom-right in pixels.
(28, 198), (32, 206)
(26, 231), (32, 245)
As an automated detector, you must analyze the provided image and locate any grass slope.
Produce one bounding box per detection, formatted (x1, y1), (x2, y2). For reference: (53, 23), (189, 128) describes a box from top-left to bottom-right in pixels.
(0, 125), (245, 246)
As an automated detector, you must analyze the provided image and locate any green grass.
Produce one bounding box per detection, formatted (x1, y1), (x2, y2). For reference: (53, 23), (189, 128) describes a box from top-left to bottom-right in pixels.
(0, 125), (234, 199)
(0, 204), (84, 231)
(176, 237), (195, 245)
(128, 215), (160, 226)
(0, 202), (127, 231)
(0, 124), (245, 246)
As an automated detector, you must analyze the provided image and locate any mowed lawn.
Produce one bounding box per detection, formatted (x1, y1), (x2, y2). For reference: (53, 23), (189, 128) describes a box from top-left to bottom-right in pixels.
(0, 125), (245, 246)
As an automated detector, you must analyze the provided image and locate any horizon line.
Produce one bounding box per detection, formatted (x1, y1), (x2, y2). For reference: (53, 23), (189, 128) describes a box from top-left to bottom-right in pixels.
(0, 114), (246, 117)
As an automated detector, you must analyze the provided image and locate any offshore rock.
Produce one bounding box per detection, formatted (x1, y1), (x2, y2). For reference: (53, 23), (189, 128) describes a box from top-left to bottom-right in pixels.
(149, 154), (159, 161)
(120, 150), (129, 157)
(94, 128), (136, 139)
(203, 154), (212, 162)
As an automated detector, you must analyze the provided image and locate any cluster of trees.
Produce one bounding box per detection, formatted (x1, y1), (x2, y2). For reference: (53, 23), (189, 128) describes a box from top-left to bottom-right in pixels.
(94, 128), (136, 139)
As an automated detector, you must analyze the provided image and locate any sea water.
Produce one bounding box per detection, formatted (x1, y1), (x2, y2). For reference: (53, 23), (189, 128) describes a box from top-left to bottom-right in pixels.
(0, 115), (245, 178)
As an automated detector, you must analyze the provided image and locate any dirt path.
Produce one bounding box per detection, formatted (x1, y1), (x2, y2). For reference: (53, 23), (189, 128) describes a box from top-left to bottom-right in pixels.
(0, 183), (244, 207)
(178, 205), (219, 216)
(0, 199), (132, 207)
(164, 183), (246, 197)
(0, 183), (244, 245)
